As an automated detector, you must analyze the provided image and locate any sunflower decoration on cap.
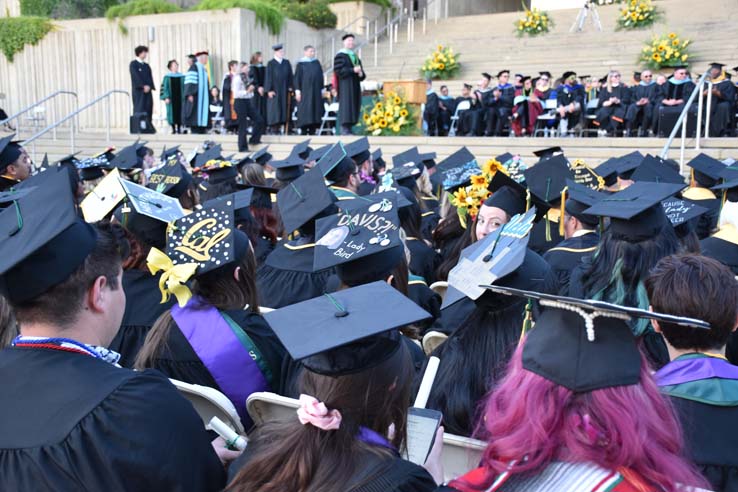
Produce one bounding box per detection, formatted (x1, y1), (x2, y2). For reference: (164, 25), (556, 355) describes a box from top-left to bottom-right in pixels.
(449, 157), (512, 228)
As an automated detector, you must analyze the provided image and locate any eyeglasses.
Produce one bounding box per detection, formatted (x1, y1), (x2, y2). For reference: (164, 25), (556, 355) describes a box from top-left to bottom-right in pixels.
(643, 75), (653, 78)
(612, 74), (621, 78)
(540, 77), (549, 81)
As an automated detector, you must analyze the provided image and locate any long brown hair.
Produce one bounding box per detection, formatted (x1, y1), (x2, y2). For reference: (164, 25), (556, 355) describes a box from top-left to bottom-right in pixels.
(227, 342), (415, 492)
(0, 296), (17, 349)
(133, 245), (260, 370)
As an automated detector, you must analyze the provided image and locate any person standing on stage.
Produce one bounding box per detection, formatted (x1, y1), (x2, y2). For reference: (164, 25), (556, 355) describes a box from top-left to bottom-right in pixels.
(160, 59), (184, 134)
(294, 45), (324, 135)
(249, 52), (267, 126)
(221, 60), (239, 133)
(333, 33), (365, 135)
(234, 62), (264, 151)
(265, 44), (294, 134)
(183, 50), (211, 134)
(129, 45), (156, 133)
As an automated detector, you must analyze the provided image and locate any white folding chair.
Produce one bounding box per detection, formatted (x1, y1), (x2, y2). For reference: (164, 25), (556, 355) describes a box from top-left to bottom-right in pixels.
(318, 102), (339, 135)
(209, 105), (225, 135)
(422, 330), (448, 356)
(448, 100), (470, 137)
(533, 99), (559, 137)
(170, 378), (244, 434)
(579, 98), (601, 137)
(429, 280), (448, 301)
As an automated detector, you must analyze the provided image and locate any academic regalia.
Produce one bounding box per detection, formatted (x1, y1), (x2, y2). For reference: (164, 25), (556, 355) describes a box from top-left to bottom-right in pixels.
(494, 83), (515, 135)
(424, 90), (441, 136)
(710, 77), (737, 137)
(406, 237), (441, 285)
(253, 235), (275, 266)
(528, 209), (564, 255)
(0, 175), (19, 191)
(0, 347), (226, 491)
(265, 58), (294, 127)
(469, 88), (497, 136)
(183, 61), (210, 131)
(700, 228), (738, 274)
(129, 58), (155, 123)
(658, 78), (696, 137)
(160, 72), (184, 128)
(407, 274), (442, 333)
(595, 84), (631, 132)
(625, 81), (660, 134)
(454, 95), (476, 135)
(438, 94), (454, 135)
(221, 72), (238, 130)
(543, 231), (599, 294)
(556, 83), (585, 129)
(511, 88), (543, 136)
(249, 63), (267, 121)
(334, 49), (365, 129)
(330, 184), (360, 200)
(294, 58), (324, 130)
(108, 269), (175, 367)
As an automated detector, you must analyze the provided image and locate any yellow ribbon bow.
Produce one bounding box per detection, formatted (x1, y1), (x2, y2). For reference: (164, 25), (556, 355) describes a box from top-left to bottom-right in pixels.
(146, 248), (198, 307)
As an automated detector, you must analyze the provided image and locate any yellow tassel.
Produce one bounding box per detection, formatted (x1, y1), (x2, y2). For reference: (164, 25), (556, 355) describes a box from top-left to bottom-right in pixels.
(525, 189), (531, 212)
(518, 300), (534, 346)
(559, 186), (568, 238)
(690, 168), (696, 188)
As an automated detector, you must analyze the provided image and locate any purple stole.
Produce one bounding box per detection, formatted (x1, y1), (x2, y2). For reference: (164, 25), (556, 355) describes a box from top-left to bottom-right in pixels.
(655, 355), (738, 386)
(171, 296), (269, 426)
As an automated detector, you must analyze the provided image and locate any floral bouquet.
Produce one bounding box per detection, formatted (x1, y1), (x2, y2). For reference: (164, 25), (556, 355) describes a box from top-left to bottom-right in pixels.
(515, 6), (552, 37)
(639, 32), (690, 69)
(594, 0), (622, 5)
(448, 158), (510, 228)
(420, 45), (460, 80)
(617, 0), (660, 30)
(361, 91), (419, 136)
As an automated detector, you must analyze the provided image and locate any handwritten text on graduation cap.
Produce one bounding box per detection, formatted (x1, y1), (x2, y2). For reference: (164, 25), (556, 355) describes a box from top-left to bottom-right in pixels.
(316, 211), (399, 262)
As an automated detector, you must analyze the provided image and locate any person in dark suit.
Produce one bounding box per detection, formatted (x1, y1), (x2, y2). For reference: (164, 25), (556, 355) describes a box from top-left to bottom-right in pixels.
(129, 45), (156, 133)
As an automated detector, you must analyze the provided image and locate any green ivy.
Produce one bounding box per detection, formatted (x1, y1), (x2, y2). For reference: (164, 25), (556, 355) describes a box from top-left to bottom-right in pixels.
(194, 0), (284, 34)
(106, 0), (181, 33)
(19, 0), (56, 17)
(274, 0), (336, 29)
(0, 16), (53, 62)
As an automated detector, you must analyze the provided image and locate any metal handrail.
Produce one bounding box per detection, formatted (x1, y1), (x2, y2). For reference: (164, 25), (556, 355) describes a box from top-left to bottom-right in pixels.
(0, 91), (78, 139)
(23, 90), (129, 161)
(659, 71), (710, 172)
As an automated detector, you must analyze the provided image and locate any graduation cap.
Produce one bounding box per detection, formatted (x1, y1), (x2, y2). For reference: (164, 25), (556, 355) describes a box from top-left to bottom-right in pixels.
(147, 160), (193, 198)
(0, 187), (35, 208)
(160, 145), (181, 162)
(419, 152), (437, 170)
(483, 186), (526, 218)
(662, 197), (708, 227)
(532, 146), (564, 161)
(341, 33), (355, 40)
(80, 168), (127, 222)
(270, 156), (305, 183)
(687, 153), (727, 187)
(203, 160), (239, 185)
(390, 162), (422, 190)
(308, 144), (331, 163)
(562, 71), (577, 80)
(38, 153), (49, 171)
(594, 151), (645, 184)
(440, 158), (479, 192)
(194, 50), (209, 57)
(709, 62), (726, 71)
(0, 134), (23, 172)
(346, 137), (371, 164)
(392, 147), (421, 169)
(289, 139), (312, 161)
(711, 177), (738, 203)
(443, 207), (537, 308)
(583, 181), (686, 241)
(463, 83), (472, 90)
(108, 143), (143, 171)
(317, 142), (355, 184)
(206, 190), (256, 225)
(75, 156), (109, 181)
(92, 146), (116, 163)
(371, 148), (385, 168)
(630, 154), (685, 185)
(570, 159), (604, 191)
(0, 168), (98, 304)
(263, 281), (431, 375)
(192, 144), (223, 169)
(523, 155), (573, 205)
(278, 168), (337, 234)
(563, 179), (607, 227)
(539, 71), (552, 79)
(272, 43), (284, 51)
(314, 199), (402, 279)
(481, 286), (708, 392)
(481, 72), (492, 80)
(338, 189), (412, 212)
(118, 179), (186, 225)
(496, 69), (510, 78)
(237, 183), (279, 209)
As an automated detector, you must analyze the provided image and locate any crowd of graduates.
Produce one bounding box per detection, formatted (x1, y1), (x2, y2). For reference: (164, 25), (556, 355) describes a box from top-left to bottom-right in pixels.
(1, 132), (738, 491)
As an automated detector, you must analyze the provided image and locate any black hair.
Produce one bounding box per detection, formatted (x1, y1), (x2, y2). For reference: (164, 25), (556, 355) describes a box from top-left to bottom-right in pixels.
(134, 45), (149, 56)
(167, 59), (178, 70)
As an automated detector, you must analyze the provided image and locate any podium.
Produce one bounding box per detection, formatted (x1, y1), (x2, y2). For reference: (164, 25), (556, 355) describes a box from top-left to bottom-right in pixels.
(382, 80), (426, 130)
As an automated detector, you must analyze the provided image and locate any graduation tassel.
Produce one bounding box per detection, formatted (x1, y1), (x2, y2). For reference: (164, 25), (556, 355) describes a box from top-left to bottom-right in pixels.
(518, 299), (534, 346)
(690, 168), (696, 188)
(559, 187), (567, 238)
(544, 178), (552, 242)
(525, 189), (531, 212)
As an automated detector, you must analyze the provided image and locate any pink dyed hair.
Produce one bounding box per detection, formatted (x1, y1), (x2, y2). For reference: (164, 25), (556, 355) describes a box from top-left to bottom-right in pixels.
(466, 342), (708, 492)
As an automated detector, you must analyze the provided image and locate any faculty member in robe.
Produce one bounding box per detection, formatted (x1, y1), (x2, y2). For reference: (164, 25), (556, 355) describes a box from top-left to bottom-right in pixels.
(594, 70), (630, 136)
(334, 33), (366, 135)
(657, 65), (696, 137)
(265, 43), (294, 134)
(183, 51), (211, 134)
(511, 76), (542, 136)
(249, 52), (267, 126)
(438, 85), (454, 135)
(705, 62), (737, 137)
(556, 71), (584, 135)
(129, 45), (155, 133)
(493, 70), (515, 136)
(625, 69), (660, 136)
(160, 59), (184, 134)
(294, 45), (324, 135)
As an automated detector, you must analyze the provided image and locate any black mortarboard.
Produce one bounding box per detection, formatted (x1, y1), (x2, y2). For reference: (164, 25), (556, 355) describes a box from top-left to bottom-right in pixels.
(54, 153), (82, 189)
(481, 72), (492, 80)
(563, 179), (607, 226)
(520, 75), (531, 83)
(206, 191), (256, 225)
(562, 71), (577, 80)
(237, 183), (279, 209)
(39, 153), (49, 171)
(483, 186), (526, 218)
(434, 147), (477, 191)
(192, 144), (223, 169)
(318, 142), (355, 184)
(346, 137), (371, 164)
(496, 69), (510, 78)
(371, 148), (385, 168)
(308, 144), (331, 163)
(270, 156), (305, 183)
(272, 43), (284, 51)
(709, 62), (725, 70)
(440, 158), (479, 192)
(390, 162), (422, 189)
(496, 153), (514, 166)
(584, 182), (686, 241)
(419, 152), (437, 170)
(203, 160), (239, 185)
(662, 197), (708, 227)
(594, 151), (645, 183)
(251, 145), (272, 166)
(687, 153), (726, 187)
(290, 139), (312, 161)
(264, 281), (430, 375)
(443, 208), (537, 308)
(712, 177), (738, 203)
(463, 83), (472, 90)
(634, 71), (642, 79)
(80, 168), (127, 222)
(532, 146), (564, 160)
(630, 154), (685, 185)
(108, 143), (142, 171)
(341, 33), (355, 41)
(339, 189), (412, 212)
(487, 169), (549, 222)
(75, 156), (108, 181)
(147, 160), (193, 198)
(523, 155), (573, 205)
(278, 168), (337, 233)
(160, 145), (181, 161)
(0, 169), (98, 304)
(392, 147), (421, 169)
(571, 159), (604, 190)
(539, 71), (552, 78)
(483, 285), (708, 392)
(0, 134), (23, 172)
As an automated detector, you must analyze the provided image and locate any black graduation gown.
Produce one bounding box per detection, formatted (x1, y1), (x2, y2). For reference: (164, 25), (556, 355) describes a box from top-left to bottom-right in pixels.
(129, 59), (155, 118)
(108, 269), (175, 367)
(454, 96), (476, 135)
(294, 59), (324, 128)
(669, 396), (738, 492)
(428, 297), (476, 335)
(249, 64), (267, 119)
(596, 85), (631, 130)
(408, 276), (442, 334)
(421, 210), (440, 243)
(0, 347), (225, 491)
(556, 83), (585, 128)
(700, 235), (738, 274)
(334, 51), (366, 126)
(625, 82), (661, 132)
(0, 175), (19, 191)
(221, 73), (237, 129)
(542, 232), (599, 294)
(424, 92), (441, 135)
(256, 240), (335, 309)
(265, 58), (294, 126)
(710, 79), (737, 137)
(407, 237), (441, 285)
(658, 80), (696, 136)
(528, 215), (565, 255)
(253, 236), (275, 267)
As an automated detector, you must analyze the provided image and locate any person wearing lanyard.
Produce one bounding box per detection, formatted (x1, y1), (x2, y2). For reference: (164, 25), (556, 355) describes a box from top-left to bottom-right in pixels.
(0, 170), (238, 491)
(233, 61), (265, 152)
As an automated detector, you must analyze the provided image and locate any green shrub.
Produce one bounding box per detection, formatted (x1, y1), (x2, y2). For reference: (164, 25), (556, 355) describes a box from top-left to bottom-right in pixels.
(282, 0), (336, 29)
(19, 0), (56, 17)
(194, 0), (284, 34)
(0, 16), (53, 62)
(106, 0), (181, 21)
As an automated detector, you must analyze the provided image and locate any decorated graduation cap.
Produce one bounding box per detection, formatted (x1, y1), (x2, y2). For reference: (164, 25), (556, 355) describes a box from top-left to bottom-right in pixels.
(192, 144), (223, 169)
(202, 159), (239, 185)
(687, 153), (727, 188)
(389, 162), (421, 190)
(147, 160), (193, 198)
(80, 168), (127, 222)
(440, 155), (480, 192)
(584, 181), (685, 241)
(0, 168), (98, 304)
(76, 156), (109, 181)
(562, 179), (607, 228)
(630, 154), (685, 185)
(346, 137), (371, 164)
(147, 201), (250, 307)
(443, 207), (537, 309)
(392, 146), (422, 170)
(116, 179), (186, 249)
(662, 197), (708, 229)
(570, 159), (605, 190)
(270, 156), (305, 183)
(314, 198), (402, 279)
(278, 167), (337, 234)
(0, 134), (24, 172)
(318, 142), (356, 184)
(523, 154), (573, 205)
(482, 285), (709, 392)
(263, 281), (431, 375)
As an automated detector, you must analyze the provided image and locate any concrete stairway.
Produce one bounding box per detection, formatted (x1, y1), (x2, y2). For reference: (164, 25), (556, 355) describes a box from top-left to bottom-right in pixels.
(362, 0), (738, 93)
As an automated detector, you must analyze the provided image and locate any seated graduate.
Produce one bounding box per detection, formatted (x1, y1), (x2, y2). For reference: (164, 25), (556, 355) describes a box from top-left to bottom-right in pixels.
(594, 70), (631, 136)
(424, 78), (442, 136)
(454, 83), (476, 136)
(318, 141), (362, 201)
(0, 172), (229, 491)
(592, 150), (644, 192)
(438, 289), (710, 492)
(467, 73), (497, 137)
(700, 183), (738, 275)
(147, 152), (200, 211)
(657, 65), (696, 137)
(556, 71), (584, 135)
(135, 201), (288, 428)
(363, 148), (387, 195)
(397, 185), (441, 284)
(646, 254), (738, 492)
(256, 161), (339, 308)
(567, 181), (687, 368)
(511, 76), (542, 137)
(227, 282), (442, 492)
(492, 70), (515, 136)
(0, 134), (32, 191)
(543, 181), (603, 293)
(438, 85), (455, 136)
(705, 62), (737, 137)
(625, 69), (660, 137)
(423, 209), (555, 437)
(346, 137), (375, 196)
(683, 153), (726, 238)
(390, 148), (440, 242)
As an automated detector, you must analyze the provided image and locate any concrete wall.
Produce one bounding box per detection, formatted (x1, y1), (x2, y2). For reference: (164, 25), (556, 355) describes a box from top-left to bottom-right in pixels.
(329, 1), (386, 36)
(0, 9), (339, 131)
(0, 0), (21, 16)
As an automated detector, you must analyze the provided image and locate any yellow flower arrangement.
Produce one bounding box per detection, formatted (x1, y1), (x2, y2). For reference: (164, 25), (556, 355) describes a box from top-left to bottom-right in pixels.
(617, 0), (659, 29)
(360, 91), (419, 137)
(515, 6), (552, 37)
(420, 44), (460, 80)
(639, 32), (692, 69)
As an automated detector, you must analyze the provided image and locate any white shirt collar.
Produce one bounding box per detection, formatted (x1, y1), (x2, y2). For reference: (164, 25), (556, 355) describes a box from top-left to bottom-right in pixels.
(572, 229), (596, 238)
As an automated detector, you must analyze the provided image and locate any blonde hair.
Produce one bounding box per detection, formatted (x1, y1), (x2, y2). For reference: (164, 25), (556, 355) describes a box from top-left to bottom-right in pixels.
(607, 70), (621, 93)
